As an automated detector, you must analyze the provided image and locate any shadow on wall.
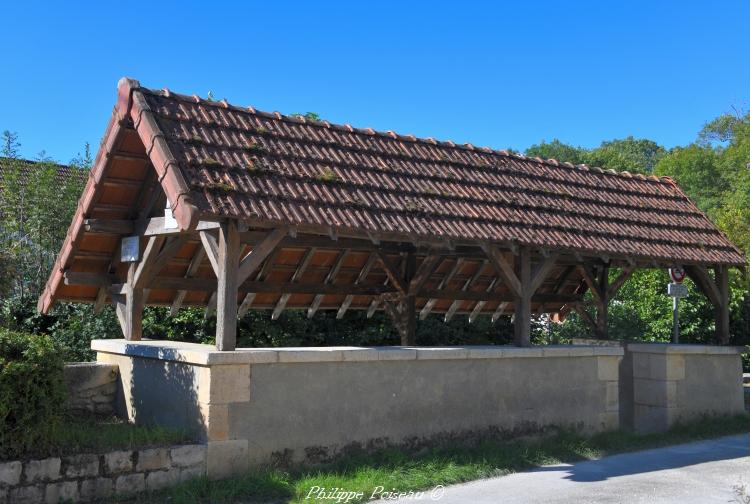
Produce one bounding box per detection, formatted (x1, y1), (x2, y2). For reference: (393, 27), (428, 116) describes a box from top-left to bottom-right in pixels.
(115, 345), (204, 440)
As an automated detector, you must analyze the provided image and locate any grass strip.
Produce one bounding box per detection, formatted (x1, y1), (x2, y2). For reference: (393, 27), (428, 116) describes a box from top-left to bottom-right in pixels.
(117, 413), (750, 504)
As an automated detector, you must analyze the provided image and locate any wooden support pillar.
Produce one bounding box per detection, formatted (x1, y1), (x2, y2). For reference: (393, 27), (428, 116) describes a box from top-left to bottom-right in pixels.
(514, 247), (532, 347)
(482, 243), (558, 347)
(116, 263), (143, 340)
(715, 266), (730, 344)
(215, 220), (241, 351)
(377, 250), (420, 345)
(595, 265), (609, 339)
(685, 264), (731, 345)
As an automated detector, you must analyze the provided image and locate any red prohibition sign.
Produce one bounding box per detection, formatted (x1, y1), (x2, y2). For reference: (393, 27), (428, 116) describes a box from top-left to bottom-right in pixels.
(669, 266), (686, 283)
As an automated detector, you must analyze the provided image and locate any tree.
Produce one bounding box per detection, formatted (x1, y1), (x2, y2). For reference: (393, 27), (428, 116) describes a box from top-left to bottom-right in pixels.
(653, 145), (725, 217)
(586, 137), (666, 173)
(524, 139), (586, 165)
(1, 131), (20, 158)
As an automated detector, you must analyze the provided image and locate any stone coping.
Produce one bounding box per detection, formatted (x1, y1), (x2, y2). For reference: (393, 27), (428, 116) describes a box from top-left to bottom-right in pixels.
(91, 339), (623, 366)
(626, 343), (746, 355)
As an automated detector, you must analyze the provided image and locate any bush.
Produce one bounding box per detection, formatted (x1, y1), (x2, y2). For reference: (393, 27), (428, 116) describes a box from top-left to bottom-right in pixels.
(0, 329), (66, 458)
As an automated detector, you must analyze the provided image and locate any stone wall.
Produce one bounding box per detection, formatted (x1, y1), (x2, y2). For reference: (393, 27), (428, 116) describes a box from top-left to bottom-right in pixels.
(93, 339), (623, 476)
(63, 362), (119, 416)
(625, 344), (745, 432)
(0, 444), (205, 504)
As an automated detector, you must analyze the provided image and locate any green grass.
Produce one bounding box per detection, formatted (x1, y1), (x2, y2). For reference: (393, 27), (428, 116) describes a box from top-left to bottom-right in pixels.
(120, 414), (750, 504)
(18, 417), (192, 459)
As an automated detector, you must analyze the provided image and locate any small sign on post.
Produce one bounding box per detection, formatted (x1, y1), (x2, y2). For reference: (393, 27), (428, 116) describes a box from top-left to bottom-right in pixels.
(121, 236), (140, 263)
(668, 266), (687, 343)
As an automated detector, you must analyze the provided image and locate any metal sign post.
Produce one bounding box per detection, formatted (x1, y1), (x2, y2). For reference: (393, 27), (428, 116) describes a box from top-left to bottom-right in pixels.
(668, 267), (687, 343)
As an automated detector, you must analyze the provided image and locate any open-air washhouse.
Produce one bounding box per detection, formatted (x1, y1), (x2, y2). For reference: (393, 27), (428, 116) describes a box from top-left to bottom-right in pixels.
(38, 78), (747, 477)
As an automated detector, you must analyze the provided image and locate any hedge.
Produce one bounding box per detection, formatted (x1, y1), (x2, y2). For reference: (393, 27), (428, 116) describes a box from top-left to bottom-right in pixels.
(0, 329), (66, 458)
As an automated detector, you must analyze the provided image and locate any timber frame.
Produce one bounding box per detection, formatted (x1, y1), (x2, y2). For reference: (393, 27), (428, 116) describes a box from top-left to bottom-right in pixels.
(38, 78), (746, 350)
(60, 213), (736, 349)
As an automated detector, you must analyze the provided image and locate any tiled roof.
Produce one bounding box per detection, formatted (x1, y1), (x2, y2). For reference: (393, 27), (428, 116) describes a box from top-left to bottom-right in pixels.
(0, 157), (87, 189)
(36, 78), (745, 316)
(137, 84), (743, 266)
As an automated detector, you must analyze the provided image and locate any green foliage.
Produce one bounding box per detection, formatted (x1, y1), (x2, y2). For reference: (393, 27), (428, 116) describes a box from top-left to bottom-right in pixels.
(526, 136), (665, 173)
(290, 112), (322, 122)
(1, 131), (20, 158)
(586, 137), (666, 173)
(0, 329), (66, 458)
(524, 139), (587, 165)
(0, 157), (86, 298)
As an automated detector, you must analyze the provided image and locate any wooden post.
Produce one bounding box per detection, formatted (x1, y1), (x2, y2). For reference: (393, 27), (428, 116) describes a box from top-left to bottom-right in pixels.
(215, 220), (241, 351)
(595, 265), (609, 339)
(514, 247), (531, 347)
(715, 266), (730, 344)
(123, 263), (143, 340)
(685, 264), (731, 345)
(403, 295), (416, 345)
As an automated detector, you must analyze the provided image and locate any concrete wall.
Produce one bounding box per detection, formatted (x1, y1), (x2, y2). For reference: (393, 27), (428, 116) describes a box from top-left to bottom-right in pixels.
(63, 362), (118, 417)
(626, 344), (745, 432)
(93, 340), (622, 474)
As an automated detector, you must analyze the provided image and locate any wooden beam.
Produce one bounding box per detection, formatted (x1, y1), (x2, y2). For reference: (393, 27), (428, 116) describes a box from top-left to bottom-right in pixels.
(420, 258), (464, 320)
(445, 260), (488, 322)
(337, 253), (377, 319)
(491, 301), (509, 323)
(374, 250), (408, 295)
(132, 236), (166, 288)
(468, 278), (498, 323)
(64, 271), (118, 287)
(530, 253), (559, 293)
(237, 227), (288, 285)
(685, 265), (720, 306)
(513, 247), (532, 346)
(123, 263), (143, 340)
(272, 247), (316, 320)
(93, 285), (108, 314)
(607, 266), (634, 299)
(573, 304), (597, 331)
(84, 219), (135, 235)
(408, 255), (442, 295)
(134, 235), (188, 289)
(715, 266), (730, 344)
(237, 249), (281, 317)
(577, 264), (602, 303)
(215, 220), (241, 351)
(482, 243), (522, 297)
(307, 250), (349, 318)
(170, 246), (206, 315)
(199, 231), (220, 275)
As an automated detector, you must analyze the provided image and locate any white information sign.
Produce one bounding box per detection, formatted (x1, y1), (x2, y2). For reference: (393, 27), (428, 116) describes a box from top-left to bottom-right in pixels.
(668, 282), (688, 298)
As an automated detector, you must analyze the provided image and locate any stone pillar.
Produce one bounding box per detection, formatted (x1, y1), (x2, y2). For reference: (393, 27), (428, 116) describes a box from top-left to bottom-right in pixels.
(627, 343), (744, 433)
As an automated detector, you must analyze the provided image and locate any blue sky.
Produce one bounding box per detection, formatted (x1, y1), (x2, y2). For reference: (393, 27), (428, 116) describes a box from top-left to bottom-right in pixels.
(1, 1), (748, 163)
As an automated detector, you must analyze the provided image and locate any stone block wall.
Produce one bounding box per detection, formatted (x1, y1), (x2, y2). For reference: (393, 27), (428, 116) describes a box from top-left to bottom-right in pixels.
(63, 362), (119, 416)
(93, 339), (623, 475)
(626, 344), (745, 432)
(0, 444), (205, 503)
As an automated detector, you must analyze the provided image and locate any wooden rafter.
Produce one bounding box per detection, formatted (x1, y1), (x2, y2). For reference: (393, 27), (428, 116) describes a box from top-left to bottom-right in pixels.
(420, 258), (464, 320)
(170, 246), (206, 315)
(272, 247), (316, 320)
(445, 260), (488, 322)
(337, 253), (377, 319)
(307, 250), (349, 318)
(237, 248), (281, 317)
(468, 278), (498, 323)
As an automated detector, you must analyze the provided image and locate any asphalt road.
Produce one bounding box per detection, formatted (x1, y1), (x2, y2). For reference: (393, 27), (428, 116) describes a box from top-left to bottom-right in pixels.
(393, 433), (750, 503)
